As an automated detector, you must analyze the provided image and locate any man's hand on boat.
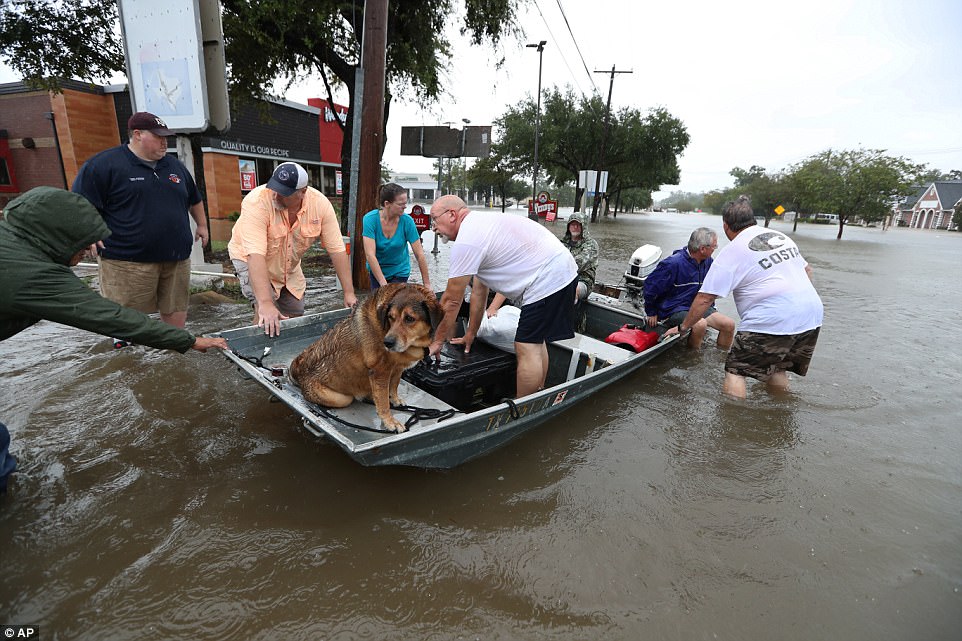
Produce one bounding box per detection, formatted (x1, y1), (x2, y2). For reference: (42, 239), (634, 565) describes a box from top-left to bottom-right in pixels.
(661, 325), (688, 340)
(449, 329), (476, 354)
(257, 303), (289, 337)
(191, 336), (229, 352)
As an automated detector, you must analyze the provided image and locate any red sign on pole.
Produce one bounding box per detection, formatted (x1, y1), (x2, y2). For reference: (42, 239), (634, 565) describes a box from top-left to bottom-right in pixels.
(528, 191), (559, 221)
(410, 204), (430, 233)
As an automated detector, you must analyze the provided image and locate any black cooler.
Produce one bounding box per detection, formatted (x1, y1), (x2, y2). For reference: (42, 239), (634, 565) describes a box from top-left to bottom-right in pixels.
(402, 341), (516, 411)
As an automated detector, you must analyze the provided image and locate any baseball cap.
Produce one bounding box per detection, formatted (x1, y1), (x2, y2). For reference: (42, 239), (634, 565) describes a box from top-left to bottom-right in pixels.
(127, 112), (174, 136)
(267, 162), (309, 196)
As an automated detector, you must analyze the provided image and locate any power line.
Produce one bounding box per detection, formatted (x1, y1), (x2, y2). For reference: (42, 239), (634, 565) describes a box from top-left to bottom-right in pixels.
(530, 0), (589, 96)
(551, 0), (599, 95)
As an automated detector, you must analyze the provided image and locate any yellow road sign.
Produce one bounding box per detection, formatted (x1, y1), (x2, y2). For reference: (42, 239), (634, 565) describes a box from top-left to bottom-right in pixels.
(774, 205), (785, 215)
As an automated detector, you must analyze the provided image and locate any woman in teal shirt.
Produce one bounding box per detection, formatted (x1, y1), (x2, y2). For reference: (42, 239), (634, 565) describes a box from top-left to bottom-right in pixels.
(362, 183), (432, 291)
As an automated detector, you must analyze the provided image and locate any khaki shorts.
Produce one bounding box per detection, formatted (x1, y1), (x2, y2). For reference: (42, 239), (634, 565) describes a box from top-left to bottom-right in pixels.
(725, 327), (820, 381)
(232, 259), (305, 317)
(99, 258), (191, 315)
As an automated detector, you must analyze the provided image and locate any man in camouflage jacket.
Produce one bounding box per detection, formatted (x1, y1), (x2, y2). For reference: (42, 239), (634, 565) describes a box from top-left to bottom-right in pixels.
(561, 212), (599, 302)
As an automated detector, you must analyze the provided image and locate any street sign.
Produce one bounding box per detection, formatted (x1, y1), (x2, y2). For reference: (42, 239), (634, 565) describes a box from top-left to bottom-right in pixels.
(410, 204), (429, 233)
(118, 0), (210, 132)
(400, 125), (491, 158)
(774, 205), (785, 215)
(578, 170), (608, 196)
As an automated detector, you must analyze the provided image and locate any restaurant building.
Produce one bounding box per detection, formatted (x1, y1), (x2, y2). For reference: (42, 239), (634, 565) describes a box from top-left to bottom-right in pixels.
(0, 79), (348, 241)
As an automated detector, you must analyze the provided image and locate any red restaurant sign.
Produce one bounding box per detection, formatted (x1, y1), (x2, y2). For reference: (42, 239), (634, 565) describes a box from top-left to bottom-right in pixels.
(528, 191), (559, 221)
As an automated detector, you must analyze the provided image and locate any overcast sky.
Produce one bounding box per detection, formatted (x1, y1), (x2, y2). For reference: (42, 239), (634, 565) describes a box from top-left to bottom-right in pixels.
(302, 0), (961, 200)
(4, 0), (959, 201)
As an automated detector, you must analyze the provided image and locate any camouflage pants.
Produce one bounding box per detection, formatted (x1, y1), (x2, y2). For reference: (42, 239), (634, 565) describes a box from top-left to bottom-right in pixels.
(725, 327), (821, 381)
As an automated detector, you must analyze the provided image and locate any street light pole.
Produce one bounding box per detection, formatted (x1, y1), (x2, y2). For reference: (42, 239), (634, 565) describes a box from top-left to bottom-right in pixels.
(527, 40), (546, 221)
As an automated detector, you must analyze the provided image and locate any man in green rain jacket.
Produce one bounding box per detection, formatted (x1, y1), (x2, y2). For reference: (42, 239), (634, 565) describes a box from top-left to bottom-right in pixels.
(0, 187), (227, 492)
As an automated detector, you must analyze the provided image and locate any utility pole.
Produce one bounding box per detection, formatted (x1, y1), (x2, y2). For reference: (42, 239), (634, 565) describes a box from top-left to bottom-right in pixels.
(591, 65), (632, 223)
(351, 0), (388, 290)
(527, 40), (546, 220)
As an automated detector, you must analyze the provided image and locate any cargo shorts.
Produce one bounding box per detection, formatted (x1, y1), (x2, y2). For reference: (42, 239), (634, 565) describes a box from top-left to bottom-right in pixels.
(725, 327), (821, 381)
(232, 259), (305, 318)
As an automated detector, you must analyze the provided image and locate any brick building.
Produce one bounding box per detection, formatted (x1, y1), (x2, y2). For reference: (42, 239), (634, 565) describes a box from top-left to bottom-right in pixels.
(0, 80), (347, 241)
(895, 181), (962, 230)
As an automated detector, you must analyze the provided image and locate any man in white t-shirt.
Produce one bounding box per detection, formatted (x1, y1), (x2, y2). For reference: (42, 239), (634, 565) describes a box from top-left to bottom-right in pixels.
(667, 195), (824, 398)
(428, 195), (578, 397)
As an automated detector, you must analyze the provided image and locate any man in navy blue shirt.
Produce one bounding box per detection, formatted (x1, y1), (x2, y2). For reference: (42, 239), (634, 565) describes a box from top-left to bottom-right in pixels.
(643, 227), (735, 350)
(72, 112), (207, 333)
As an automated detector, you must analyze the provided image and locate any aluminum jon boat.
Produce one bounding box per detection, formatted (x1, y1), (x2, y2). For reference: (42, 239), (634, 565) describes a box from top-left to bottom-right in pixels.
(215, 292), (682, 469)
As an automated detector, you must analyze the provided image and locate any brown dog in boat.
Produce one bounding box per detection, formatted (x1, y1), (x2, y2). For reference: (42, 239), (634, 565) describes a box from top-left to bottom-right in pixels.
(289, 283), (442, 432)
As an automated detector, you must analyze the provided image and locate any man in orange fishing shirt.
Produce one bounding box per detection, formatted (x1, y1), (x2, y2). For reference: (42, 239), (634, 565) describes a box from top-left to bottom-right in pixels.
(228, 162), (357, 336)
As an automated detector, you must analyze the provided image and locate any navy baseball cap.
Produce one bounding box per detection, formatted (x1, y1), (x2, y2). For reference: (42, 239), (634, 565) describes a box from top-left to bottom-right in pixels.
(267, 162), (309, 196)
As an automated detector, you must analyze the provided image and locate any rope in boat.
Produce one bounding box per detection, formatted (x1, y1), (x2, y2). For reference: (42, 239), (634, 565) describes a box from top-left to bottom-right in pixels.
(309, 402), (459, 434)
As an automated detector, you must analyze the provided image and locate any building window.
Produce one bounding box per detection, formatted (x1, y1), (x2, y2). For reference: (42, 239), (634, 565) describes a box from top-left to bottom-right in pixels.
(0, 137), (18, 193)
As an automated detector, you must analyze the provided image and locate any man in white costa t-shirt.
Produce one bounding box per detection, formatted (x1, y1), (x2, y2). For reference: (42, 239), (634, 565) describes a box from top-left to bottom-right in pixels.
(668, 195), (824, 398)
(428, 195), (578, 397)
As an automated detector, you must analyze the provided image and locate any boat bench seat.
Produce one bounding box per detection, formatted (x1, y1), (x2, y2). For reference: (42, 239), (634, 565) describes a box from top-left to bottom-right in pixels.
(551, 333), (631, 381)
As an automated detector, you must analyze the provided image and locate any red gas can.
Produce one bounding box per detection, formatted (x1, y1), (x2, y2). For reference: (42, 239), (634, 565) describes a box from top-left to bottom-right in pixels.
(604, 324), (659, 353)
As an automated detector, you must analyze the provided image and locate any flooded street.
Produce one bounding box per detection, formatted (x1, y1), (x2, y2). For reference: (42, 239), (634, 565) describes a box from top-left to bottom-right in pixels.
(2, 211), (960, 640)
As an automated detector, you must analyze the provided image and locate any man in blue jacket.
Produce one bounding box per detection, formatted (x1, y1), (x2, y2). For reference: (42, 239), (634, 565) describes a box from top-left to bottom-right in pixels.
(643, 227), (735, 350)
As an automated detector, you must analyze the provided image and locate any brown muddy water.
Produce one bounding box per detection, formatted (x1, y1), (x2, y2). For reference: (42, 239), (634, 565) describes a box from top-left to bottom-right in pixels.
(1, 211), (960, 640)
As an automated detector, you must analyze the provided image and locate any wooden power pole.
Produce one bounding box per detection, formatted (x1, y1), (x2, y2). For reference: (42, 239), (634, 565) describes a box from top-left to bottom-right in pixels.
(591, 65), (632, 223)
(351, 0), (388, 290)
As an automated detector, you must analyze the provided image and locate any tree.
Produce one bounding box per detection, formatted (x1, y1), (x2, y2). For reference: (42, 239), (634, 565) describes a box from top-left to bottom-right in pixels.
(789, 148), (923, 239)
(730, 165), (768, 187)
(468, 150), (527, 212)
(1, 0), (523, 223)
(620, 188), (653, 213)
(701, 190), (727, 215)
(495, 86), (689, 219)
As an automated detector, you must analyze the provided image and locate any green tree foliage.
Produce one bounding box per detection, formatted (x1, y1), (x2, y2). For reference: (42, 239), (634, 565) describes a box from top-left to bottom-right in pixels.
(0, 0), (122, 87)
(495, 86), (689, 219)
(730, 165), (768, 187)
(468, 150), (526, 212)
(659, 190), (705, 211)
(700, 168), (793, 226)
(701, 190), (727, 215)
(789, 148), (923, 238)
(619, 188), (653, 212)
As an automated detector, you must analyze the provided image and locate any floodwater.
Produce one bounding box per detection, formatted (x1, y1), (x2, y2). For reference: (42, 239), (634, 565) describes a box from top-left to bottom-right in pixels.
(1, 212), (960, 640)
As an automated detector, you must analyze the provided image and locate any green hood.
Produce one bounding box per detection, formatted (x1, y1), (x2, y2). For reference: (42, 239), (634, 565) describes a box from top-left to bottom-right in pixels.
(563, 211), (593, 245)
(1, 187), (110, 265)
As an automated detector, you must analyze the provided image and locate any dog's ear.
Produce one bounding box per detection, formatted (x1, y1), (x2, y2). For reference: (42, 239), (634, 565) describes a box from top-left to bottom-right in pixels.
(376, 284), (405, 330)
(422, 296), (443, 331)
(377, 296), (394, 331)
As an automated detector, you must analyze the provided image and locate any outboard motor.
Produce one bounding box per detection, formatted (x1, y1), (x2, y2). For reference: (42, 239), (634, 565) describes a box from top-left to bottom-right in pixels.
(624, 244), (662, 298)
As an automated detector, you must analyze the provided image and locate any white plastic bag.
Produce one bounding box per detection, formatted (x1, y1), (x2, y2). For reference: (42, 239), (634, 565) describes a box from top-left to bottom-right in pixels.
(476, 306), (521, 353)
